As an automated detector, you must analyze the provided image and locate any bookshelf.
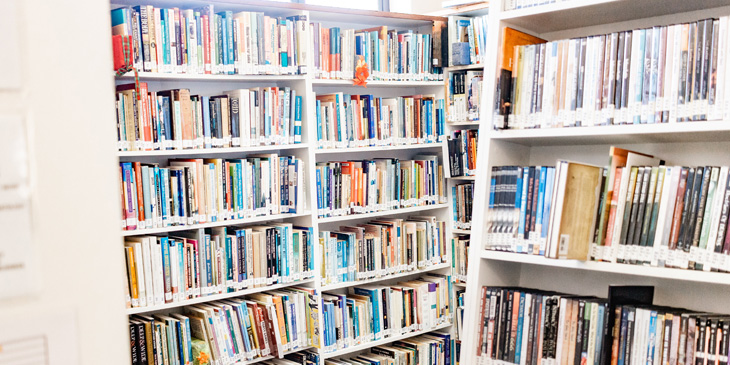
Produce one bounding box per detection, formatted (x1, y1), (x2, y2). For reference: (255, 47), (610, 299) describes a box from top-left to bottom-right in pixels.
(463, 1), (730, 365)
(110, 0), (461, 363)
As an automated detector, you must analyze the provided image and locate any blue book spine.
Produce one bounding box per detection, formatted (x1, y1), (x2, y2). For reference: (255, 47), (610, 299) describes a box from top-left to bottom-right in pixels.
(515, 168), (524, 232)
(226, 11), (234, 73)
(183, 317), (193, 361)
(265, 91), (272, 138)
(280, 19), (289, 67)
(295, 96), (302, 143)
(535, 167), (548, 232)
(594, 304), (606, 363)
(238, 304), (253, 354)
(236, 163), (244, 218)
(647, 311), (657, 364)
(338, 295), (348, 344)
(541, 167), (556, 239)
(141, 166), (152, 227)
(225, 235), (233, 290)
(204, 234), (213, 288)
(368, 96), (376, 142)
(176, 169), (185, 220)
(514, 292), (525, 364)
(617, 309), (629, 365)
(160, 237), (171, 301)
(178, 240), (185, 297)
(288, 300), (298, 345)
(452, 186), (458, 222)
(160, 168), (170, 226)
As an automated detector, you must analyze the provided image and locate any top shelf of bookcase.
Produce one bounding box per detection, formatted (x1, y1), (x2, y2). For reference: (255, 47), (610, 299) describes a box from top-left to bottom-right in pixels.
(489, 121), (730, 146)
(499, 0), (730, 34)
(111, 0), (446, 27)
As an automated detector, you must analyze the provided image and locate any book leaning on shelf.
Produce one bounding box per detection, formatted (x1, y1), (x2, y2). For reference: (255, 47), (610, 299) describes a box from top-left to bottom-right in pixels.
(111, 5), (309, 75)
(315, 155), (446, 218)
(310, 24), (441, 81)
(329, 333), (454, 365)
(447, 129), (478, 177)
(452, 182), (474, 231)
(116, 84), (303, 151)
(119, 155), (305, 231)
(128, 287), (319, 365)
(315, 93), (447, 149)
(452, 235), (469, 283)
(448, 70), (483, 122)
(501, 17), (730, 130)
(319, 217), (449, 287)
(320, 275), (452, 353)
(123, 225), (314, 309)
(484, 161), (604, 259)
(475, 286), (730, 365)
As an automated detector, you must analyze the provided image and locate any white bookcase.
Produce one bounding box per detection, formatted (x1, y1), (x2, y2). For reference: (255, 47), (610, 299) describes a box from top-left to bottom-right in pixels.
(111, 0), (464, 363)
(462, 1), (730, 364)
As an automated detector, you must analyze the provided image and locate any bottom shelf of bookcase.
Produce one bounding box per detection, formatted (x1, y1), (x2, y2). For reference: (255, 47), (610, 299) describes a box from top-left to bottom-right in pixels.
(480, 250), (730, 285)
(242, 346), (316, 365)
(320, 322), (453, 360)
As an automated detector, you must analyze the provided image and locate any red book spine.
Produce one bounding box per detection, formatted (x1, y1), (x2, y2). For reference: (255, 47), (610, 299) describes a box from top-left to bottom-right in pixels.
(138, 82), (152, 150)
(133, 162), (145, 227)
(202, 15), (211, 74)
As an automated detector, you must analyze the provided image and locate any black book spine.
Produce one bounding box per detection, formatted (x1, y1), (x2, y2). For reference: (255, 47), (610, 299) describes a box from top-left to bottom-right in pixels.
(137, 322), (148, 365)
(626, 167), (646, 248)
(574, 300), (586, 365)
(696, 317), (709, 365)
(692, 166), (713, 254)
(677, 168), (696, 253)
(614, 32), (625, 114)
(683, 167), (705, 253)
(492, 288), (503, 359)
(630, 168), (651, 254)
(625, 308), (636, 365)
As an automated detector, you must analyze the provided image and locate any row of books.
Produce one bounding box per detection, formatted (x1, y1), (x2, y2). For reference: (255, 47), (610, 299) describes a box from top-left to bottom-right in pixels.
(454, 288), (466, 342)
(311, 25), (441, 81)
(127, 288), (318, 365)
(452, 182), (475, 230)
(123, 225), (314, 309)
(452, 235), (470, 283)
(320, 275), (452, 353)
(315, 93), (447, 149)
(120, 156), (305, 231)
(475, 287), (611, 365)
(475, 286), (730, 365)
(315, 157), (446, 218)
(319, 217), (449, 287)
(502, 0), (564, 11)
(111, 5), (308, 75)
(447, 129), (478, 177)
(485, 146), (730, 271)
(115, 84), (303, 151)
(448, 70), (483, 123)
(325, 333), (455, 365)
(448, 16), (489, 66)
(497, 18), (730, 130)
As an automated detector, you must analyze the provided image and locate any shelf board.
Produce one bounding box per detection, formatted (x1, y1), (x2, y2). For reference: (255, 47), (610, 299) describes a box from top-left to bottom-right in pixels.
(126, 278), (315, 315)
(312, 79), (443, 87)
(121, 211), (312, 236)
(499, 0), (730, 34)
(117, 71), (306, 82)
(445, 64), (486, 72)
(448, 175), (476, 181)
(480, 250), (730, 285)
(320, 322), (452, 359)
(446, 120), (480, 127)
(317, 203), (450, 224)
(454, 281), (467, 287)
(491, 121), (730, 146)
(241, 345), (316, 365)
(321, 262), (451, 292)
(452, 228), (471, 235)
(315, 142), (444, 154)
(118, 144), (310, 158)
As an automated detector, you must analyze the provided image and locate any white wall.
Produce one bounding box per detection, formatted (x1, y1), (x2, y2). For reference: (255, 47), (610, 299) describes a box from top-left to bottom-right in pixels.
(391, 0), (443, 14)
(0, 0), (129, 364)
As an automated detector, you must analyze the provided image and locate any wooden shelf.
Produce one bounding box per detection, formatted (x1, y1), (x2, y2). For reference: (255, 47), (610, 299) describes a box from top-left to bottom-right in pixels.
(491, 121), (730, 146)
(317, 203), (450, 224)
(118, 144), (309, 158)
(321, 262), (451, 292)
(321, 322), (452, 359)
(126, 278), (315, 315)
(480, 250), (730, 286)
(121, 211), (312, 236)
(500, 0), (730, 34)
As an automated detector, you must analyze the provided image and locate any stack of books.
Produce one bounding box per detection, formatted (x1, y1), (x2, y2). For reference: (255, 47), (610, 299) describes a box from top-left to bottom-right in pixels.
(128, 287), (318, 364)
(448, 15), (489, 66)
(330, 333), (455, 364)
(321, 275), (452, 353)
(115, 84), (303, 151)
(315, 156), (446, 218)
(111, 5), (309, 75)
(452, 182), (474, 231)
(310, 24), (441, 81)
(119, 156), (305, 231)
(319, 217), (449, 286)
(452, 235), (470, 283)
(315, 93), (446, 149)
(123, 225), (314, 309)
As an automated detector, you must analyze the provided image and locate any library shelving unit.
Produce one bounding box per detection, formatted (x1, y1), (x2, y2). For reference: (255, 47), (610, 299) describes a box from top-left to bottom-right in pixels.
(462, 0), (730, 364)
(111, 0), (459, 363)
